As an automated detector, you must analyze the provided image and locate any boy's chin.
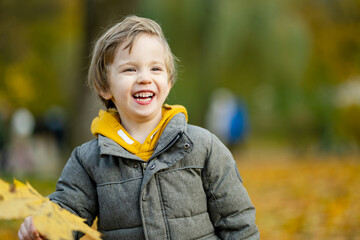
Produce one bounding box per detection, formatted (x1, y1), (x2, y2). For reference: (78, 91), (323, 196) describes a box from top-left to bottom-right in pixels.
(134, 110), (162, 122)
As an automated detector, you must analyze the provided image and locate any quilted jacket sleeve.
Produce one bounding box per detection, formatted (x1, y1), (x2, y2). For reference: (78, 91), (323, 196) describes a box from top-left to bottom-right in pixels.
(49, 146), (98, 239)
(203, 134), (259, 240)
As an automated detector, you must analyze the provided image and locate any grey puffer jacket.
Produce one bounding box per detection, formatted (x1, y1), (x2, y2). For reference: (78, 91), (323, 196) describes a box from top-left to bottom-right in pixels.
(49, 113), (259, 240)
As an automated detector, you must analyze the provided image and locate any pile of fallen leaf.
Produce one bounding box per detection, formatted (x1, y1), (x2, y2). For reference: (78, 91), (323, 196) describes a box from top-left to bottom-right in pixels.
(237, 151), (360, 240)
(0, 179), (101, 240)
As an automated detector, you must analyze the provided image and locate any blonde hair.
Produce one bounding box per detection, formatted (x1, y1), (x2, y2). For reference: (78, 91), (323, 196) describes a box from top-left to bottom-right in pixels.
(88, 15), (177, 108)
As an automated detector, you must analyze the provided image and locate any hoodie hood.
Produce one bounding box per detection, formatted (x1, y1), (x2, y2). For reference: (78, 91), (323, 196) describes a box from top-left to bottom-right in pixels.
(91, 104), (188, 160)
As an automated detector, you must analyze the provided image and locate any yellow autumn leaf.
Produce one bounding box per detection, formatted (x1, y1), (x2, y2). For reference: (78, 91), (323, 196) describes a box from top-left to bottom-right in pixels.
(0, 179), (102, 240)
(0, 179), (46, 219)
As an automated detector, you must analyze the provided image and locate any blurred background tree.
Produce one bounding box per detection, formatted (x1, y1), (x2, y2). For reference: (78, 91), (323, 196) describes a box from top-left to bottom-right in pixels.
(0, 1), (82, 114)
(0, 0), (359, 157)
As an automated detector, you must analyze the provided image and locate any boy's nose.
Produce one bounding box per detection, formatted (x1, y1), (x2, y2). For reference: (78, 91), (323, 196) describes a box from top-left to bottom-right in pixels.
(136, 71), (152, 84)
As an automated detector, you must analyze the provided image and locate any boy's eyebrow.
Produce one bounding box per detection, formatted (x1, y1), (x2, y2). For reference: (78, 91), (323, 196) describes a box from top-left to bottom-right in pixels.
(149, 60), (166, 66)
(115, 61), (137, 67)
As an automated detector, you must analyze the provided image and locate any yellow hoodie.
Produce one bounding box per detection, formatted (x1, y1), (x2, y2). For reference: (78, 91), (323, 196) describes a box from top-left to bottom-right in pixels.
(91, 104), (188, 161)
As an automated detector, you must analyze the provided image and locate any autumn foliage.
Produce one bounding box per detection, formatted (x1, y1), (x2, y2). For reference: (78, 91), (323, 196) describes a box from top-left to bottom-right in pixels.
(0, 179), (101, 240)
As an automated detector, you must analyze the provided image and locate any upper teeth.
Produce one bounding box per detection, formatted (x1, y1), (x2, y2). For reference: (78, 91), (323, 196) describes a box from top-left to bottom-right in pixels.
(134, 92), (153, 98)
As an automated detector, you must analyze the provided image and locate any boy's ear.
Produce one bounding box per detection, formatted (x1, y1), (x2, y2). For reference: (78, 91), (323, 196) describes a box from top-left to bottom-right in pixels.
(99, 90), (112, 100)
(167, 81), (172, 90)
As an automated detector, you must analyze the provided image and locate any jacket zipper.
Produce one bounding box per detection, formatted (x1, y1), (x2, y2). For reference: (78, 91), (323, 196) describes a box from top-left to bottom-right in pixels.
(141, 132), (182, 173)
(150, 131), (183, 160)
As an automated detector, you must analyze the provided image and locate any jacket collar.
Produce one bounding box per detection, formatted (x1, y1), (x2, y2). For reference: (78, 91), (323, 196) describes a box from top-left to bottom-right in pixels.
(98, 113), (188, 161)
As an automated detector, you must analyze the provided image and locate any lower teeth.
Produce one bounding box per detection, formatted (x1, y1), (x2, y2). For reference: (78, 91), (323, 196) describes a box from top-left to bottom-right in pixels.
(137, 98), (151, 101)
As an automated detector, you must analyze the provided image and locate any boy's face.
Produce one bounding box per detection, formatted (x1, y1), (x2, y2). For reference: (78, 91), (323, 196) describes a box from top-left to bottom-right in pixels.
(101, 34), (171, 125)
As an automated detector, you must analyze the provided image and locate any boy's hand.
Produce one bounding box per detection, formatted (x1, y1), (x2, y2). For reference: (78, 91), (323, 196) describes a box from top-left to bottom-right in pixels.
(18, 216), (46, 240)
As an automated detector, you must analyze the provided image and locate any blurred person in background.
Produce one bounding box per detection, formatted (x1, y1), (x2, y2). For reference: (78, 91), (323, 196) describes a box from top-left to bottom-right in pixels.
(206, 88), (249, 149)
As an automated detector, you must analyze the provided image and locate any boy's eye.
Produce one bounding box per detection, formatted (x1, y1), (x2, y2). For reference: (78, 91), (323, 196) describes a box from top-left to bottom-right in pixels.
(152, 67), (162, 71)
(124, 68), (136, 72)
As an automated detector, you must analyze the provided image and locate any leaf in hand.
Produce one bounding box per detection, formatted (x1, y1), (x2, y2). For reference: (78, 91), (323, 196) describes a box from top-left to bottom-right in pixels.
(0, 179), (46, 219)
(0, 179), (102, 240)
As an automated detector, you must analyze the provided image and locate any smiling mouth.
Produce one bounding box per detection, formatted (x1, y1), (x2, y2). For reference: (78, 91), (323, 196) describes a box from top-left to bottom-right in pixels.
(133, 92), (154, 102)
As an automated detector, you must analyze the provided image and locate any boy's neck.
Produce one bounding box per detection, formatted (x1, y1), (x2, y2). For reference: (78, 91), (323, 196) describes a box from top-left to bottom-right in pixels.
(120, 114), (162, 144)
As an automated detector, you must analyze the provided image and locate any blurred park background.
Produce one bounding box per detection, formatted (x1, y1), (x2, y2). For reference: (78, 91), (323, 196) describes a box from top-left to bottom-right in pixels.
(0, 0), (360, 239)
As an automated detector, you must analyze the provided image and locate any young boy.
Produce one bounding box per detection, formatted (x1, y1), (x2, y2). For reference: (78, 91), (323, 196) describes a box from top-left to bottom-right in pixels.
(18, 15), (259, 240)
